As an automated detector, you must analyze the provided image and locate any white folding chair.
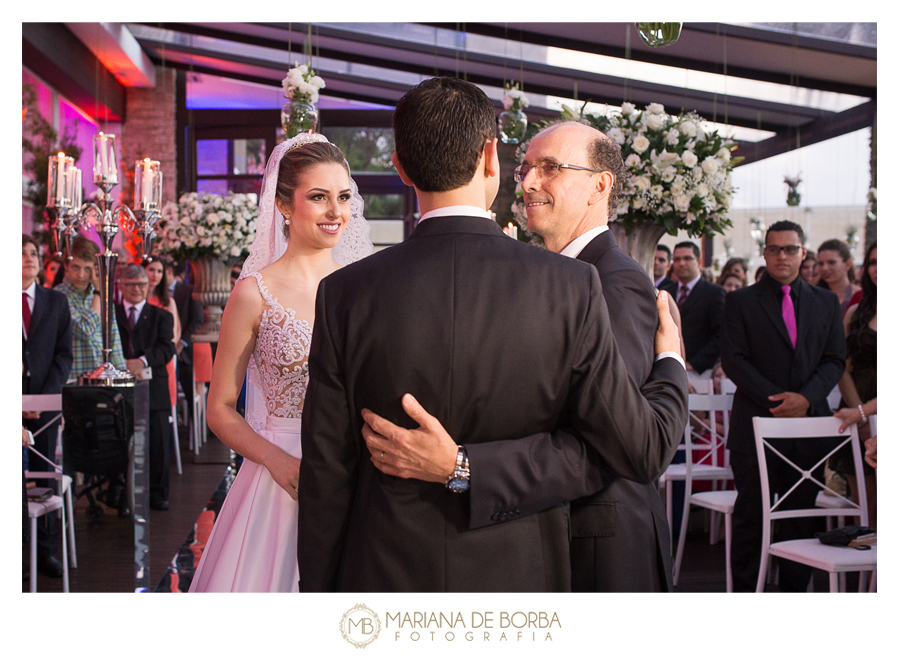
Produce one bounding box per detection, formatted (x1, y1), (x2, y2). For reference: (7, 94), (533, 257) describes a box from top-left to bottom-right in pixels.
(753, 416), (876, 593)
(662, 383), (733, 554)
(671, 390), (735, 589)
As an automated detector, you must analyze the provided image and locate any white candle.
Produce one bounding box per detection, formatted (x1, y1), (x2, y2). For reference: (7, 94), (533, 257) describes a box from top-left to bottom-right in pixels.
(98, 134), (109, 180)
(142, 159), (153, 206)
(56, 153), (66, 202)
(506, 222), (518, 240)
(71, 168), (82, 208)
(153, 169), (163, 207)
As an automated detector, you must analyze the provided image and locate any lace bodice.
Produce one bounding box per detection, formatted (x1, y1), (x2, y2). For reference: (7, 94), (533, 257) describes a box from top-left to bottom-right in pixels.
(248, 272), (312, 419)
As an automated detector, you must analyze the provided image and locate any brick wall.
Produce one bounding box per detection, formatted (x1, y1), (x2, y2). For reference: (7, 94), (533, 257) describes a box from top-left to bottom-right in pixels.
(121, 67), (177, 206)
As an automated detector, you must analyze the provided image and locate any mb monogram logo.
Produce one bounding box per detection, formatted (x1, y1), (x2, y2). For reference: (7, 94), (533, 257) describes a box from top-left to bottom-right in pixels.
(340, 604), (382, 648)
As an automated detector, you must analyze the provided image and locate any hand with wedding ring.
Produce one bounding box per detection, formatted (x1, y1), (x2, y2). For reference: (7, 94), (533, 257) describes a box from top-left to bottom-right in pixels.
(361, 394), (459, 483)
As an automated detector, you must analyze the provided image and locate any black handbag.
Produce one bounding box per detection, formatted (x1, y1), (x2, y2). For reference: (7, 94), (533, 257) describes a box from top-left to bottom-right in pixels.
(815, 525), (875, 548)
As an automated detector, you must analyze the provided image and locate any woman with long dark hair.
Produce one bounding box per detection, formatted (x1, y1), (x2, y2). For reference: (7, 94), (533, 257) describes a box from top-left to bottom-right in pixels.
(831, 240), (876, 528)
(816, 239), (861, 316)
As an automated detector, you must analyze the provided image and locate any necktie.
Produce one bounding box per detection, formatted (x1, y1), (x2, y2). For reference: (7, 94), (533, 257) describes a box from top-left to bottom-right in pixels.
(22, 292), (31, 337)
(781, 285), (797, 348)
(127, 306), (137, 355)
(677, 285), (689, 307)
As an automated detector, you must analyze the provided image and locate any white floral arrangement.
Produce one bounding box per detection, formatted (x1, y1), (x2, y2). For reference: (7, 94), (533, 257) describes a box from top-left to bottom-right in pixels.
(282, 62), (326, 104)
(563, 101), (741, 238)
(157, 191), (258, 263)
(502, 83), (529, 113)
(866, 187), (876, 221)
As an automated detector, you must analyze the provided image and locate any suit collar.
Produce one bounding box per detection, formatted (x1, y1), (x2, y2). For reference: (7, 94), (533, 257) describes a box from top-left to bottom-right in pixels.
(408, 215), (506, 240)
(574, 229), (617, 265)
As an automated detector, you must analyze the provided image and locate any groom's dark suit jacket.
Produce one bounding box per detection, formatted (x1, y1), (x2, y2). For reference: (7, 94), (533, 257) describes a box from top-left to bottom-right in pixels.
(298, 216), (687, 592)
(466, 230), (674, 592)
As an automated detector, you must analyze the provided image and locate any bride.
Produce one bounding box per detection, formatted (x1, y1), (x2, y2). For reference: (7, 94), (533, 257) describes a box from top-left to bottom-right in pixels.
(189, 133), (372, 592)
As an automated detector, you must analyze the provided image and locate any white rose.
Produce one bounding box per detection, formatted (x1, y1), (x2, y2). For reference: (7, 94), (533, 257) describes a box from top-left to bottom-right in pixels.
(607, 127), (626, 145)
(196, 226), (206, 236)
(717, 147), (732, 161)
(650, 184), (664, 198)
(654, 149), (680, 169)
(632, 134), (651, 154)
(661, 167), (676, 183)
(633, 175), (652, 191)
(697, 183), (709, 198)
(231, 245), (242, 257)
(624, 153), (642, 169)
(648, 103), (665, 115)
(633, 196), (646, 210)
(680, 121), (698, 138)
(692, 166), (703, 180)
(686, 212), (697, 225)
(646, 113), (664, 131)
(309, 75), (326, 89)
(666, 128), (680, 145)
(621, 102), (635, 115)
(701, 156), (720, 175)
(681, 150), (698, 168)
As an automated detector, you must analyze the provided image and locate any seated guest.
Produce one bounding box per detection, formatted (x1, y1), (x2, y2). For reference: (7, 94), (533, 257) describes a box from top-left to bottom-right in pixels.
(716, 257), (748, 289)
(720, 273), (745, 293)
(115, 264), (175, 510)
(56, 235), (126, 381)
(22, 234), (72, 577)
(753, 265), (766, 283)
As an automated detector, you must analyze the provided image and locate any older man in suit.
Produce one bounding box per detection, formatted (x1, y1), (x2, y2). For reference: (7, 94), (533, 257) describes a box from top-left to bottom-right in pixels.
(22, 234), (72, 577)
(297, 77), (688, 592)
(115, 264), (175, 510)
(672, 241), (725, 377)
(721, 220), (845, 592)
(363, 120), (679, 592)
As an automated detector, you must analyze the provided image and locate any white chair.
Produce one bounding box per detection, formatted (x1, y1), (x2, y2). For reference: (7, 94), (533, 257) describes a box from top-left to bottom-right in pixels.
(27, 494), (69, 593)
(662, 383), (733, 554)
(671, 390), (735, 589)
(753, 416), (876, 593)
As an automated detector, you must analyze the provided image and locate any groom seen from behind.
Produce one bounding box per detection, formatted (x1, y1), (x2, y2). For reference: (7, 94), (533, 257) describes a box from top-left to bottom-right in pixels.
(364, 120), (676, 592)
(297, 77), (689, 592)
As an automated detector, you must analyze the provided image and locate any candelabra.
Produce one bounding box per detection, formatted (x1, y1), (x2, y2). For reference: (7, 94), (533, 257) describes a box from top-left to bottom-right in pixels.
(46, 134), (164, 385)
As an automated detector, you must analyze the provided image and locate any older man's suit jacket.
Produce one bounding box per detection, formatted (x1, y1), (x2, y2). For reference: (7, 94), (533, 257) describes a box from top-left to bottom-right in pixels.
(115, 303), (175, 411)
(297, 216), (687, 592)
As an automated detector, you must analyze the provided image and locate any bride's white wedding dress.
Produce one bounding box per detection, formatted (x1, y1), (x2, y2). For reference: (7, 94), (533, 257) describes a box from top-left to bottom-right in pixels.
(189, 272), (311, 593)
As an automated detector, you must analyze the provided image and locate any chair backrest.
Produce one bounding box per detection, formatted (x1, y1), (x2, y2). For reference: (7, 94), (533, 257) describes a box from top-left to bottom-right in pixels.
(683, 390), (734, 476)
(721, 378), (737, 395)
(869, 414), (877, 436)
(753, 416), (866, 528)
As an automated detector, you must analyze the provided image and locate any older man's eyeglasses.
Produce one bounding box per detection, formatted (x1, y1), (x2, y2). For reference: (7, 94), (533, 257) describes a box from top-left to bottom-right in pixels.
(121, 281), (148, 289)
(763, 245), (803, 256)
(513, 162), (603, 183)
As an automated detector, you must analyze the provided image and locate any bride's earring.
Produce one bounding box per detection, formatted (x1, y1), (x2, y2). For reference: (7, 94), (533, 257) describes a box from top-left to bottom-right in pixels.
(284, 213), (291, 226)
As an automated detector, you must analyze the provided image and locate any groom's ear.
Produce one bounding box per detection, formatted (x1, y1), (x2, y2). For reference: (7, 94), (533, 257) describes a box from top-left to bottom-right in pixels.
(482, 138), (500, 180)
(391, 152), (414, 187)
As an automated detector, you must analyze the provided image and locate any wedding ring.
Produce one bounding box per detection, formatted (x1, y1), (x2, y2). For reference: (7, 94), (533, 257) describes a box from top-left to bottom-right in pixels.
(381, 451), (385, 463)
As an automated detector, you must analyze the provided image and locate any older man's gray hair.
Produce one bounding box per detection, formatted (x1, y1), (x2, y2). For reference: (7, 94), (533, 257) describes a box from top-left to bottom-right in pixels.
(118, 263), (148, 281)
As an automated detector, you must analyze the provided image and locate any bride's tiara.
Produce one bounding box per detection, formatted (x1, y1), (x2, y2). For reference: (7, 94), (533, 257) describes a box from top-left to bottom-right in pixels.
(285, 132), (329, 152)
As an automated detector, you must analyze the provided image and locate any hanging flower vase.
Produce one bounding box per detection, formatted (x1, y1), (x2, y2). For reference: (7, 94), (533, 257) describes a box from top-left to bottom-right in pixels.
(635, 23), (683, 48)
(281, 99), (319, 138)
(499, 109), (528, 144)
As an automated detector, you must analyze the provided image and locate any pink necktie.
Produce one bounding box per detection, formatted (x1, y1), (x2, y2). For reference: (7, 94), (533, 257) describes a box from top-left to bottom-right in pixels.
(781, 285), (797, 348)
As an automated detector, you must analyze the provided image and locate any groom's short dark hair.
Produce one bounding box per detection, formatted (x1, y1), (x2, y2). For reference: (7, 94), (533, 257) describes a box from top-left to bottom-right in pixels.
(392, 76), (496, 192)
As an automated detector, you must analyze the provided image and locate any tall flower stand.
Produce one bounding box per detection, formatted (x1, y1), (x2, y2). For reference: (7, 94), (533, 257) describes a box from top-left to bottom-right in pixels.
(190, 256), (233, 343)
(608, 220), (667, 280)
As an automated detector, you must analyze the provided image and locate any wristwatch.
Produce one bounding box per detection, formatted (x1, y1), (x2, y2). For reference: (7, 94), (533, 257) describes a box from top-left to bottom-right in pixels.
(445, 446), (470, 493)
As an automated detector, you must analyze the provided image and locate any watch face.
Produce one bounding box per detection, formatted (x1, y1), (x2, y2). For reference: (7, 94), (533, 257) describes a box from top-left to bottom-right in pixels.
(448, 478), (469, 493)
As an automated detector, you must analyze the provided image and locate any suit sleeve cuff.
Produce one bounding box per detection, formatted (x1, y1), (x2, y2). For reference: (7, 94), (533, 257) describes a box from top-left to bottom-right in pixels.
(655, 351), (685, 369)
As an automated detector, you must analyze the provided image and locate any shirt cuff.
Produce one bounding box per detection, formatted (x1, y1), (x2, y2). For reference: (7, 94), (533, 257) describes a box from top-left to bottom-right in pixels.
(140, 356), (148, 367)
(655, 351), (685, 369)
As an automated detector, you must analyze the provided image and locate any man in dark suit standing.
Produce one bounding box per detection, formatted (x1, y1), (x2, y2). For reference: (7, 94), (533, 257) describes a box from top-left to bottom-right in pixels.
(362, 121), (678, 592)
(115, 264), (175, 510)
(166, 259), (203, 424)
(654, 244), (678, 295)
(672, 241), (725, 376)
(721, 220), (845, 591)
(297, 77), (688, 592)
(22, 234), (72, 578)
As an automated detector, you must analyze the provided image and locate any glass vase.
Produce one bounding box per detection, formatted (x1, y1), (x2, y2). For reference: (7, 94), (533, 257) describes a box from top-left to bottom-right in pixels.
(281, 98), (319, 138)
(499, 109), (528, 144)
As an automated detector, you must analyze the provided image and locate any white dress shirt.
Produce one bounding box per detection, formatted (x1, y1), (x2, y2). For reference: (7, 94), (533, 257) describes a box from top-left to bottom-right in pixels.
(123, 299), (148, 365)
(418, 205), (493, 223)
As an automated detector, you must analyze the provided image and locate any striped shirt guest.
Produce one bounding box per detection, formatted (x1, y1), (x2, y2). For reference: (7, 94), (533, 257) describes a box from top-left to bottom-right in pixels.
(56, 236), (126, 381)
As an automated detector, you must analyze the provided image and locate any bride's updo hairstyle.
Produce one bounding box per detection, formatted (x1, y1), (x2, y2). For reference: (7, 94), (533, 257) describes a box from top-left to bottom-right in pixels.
(275, 141), (349, 239)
